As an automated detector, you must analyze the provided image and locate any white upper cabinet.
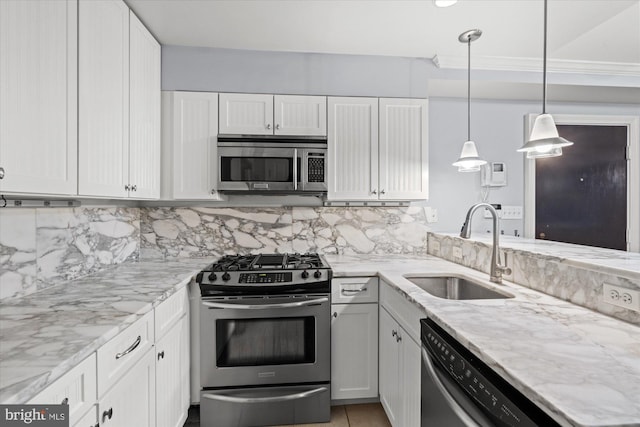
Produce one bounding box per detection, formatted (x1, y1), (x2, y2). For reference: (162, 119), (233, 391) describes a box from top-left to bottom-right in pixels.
(327, 97), (428, 201)
(78, 1), (160, 199)
(162, 91), (224, 200)
(0, 0), (78, 195)
(129, 11), (161, 199)
(379, 98), (428, 200)
(274, 95), (327, 136)
(219, 93), (327, 136)
(327, 97), (379, 201)
(219, 93), (273, 135)
(78, 0), (130, 198)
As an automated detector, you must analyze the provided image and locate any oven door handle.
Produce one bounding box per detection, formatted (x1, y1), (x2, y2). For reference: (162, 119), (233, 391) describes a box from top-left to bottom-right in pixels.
(203, 297), (328, 310)
(421, 347), (484, 427)
(293, 148), (298, 191)
(202, 386), (327, 404)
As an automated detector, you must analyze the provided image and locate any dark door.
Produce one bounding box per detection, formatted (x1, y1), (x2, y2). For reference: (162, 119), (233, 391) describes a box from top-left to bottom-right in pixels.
(535, 125), (628, 250)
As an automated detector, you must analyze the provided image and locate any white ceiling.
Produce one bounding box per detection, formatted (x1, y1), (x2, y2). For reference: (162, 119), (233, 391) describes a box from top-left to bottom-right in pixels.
(126, 0), (640, 73)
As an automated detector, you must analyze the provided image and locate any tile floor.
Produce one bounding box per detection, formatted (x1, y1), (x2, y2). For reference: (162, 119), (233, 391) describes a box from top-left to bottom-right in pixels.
(183, 403), (391, 427)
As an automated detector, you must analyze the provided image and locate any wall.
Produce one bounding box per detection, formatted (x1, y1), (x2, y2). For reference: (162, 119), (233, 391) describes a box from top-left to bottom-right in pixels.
(0, 208), (140, 300)
(0, 206), (430, 300)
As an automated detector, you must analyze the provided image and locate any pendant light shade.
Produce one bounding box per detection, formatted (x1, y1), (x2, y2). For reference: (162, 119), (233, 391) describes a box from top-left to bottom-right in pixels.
(452, 29), (487, 172)
(434, 0), (457, 7)
(519, 0), (573, 158)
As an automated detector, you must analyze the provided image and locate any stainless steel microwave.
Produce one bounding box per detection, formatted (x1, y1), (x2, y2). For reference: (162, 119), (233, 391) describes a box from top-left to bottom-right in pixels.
(217, 135), (327, 194)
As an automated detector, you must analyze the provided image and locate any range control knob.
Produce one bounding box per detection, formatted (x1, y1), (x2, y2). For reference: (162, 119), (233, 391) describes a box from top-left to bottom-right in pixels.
(301, 270), (310, 279)
(222, 272), (231, 281)
(313, 270), (322, 279)
(208, 272), (217, 281)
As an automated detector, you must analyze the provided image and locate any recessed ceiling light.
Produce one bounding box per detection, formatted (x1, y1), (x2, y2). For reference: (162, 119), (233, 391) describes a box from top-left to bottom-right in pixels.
(434, 0), (458, 7)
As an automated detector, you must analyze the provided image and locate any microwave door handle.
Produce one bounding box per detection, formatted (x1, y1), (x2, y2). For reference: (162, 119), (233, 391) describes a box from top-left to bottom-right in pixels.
(202, 386), (327, 404)
(203, 297), (328, 310)
(293, 148), (298, 191)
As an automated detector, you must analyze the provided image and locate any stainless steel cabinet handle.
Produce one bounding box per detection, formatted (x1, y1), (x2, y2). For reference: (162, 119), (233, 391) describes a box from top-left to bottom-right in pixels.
(341, 287), (367, 294)
(0, 167), (4, 179)
(421, 348), (483, 427)
(158, 350), (165, 360)
(115, 335), (141, 359)
(266, 123), (272, 130)
(203, 386), (327, 404)
(102, 407), (113, 423)
(204, 297), (328, 310)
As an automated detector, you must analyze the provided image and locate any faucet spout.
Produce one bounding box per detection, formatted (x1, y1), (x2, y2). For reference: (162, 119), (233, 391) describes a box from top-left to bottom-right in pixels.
(459, 203), (512, 284)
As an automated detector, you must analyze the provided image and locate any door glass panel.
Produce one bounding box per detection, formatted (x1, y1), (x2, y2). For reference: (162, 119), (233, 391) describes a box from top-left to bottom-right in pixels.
(216, 317), (315, 367)
(220, 157), (301, 183)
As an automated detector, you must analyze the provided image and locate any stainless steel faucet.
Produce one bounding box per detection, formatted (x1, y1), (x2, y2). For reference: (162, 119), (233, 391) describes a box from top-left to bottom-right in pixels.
(460, 203), (512, 284)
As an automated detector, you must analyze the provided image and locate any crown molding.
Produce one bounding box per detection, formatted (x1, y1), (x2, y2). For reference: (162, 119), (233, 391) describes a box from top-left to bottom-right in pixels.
(431, 55), (640, 77)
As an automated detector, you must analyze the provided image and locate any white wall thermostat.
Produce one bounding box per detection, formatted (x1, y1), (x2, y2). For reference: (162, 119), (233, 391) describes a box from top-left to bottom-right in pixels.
(482, 162), (507, 187)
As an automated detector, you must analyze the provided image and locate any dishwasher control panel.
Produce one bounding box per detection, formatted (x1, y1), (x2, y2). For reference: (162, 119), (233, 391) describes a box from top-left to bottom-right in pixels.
(421, 318), (560, 427)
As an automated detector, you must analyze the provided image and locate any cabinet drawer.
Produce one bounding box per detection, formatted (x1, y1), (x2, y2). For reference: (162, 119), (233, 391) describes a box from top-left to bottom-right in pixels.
(97, 311), (154, 397)
(380, 280), (423, 343)
(29, 353), (96, 426)
(332, 277), (378, 304)
(155, 287), (188, 340)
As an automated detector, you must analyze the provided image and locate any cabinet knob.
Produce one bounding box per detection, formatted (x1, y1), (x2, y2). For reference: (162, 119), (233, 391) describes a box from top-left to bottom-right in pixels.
(275, 124), (280, 130)
(380, 190), (386, 195)
(102, 407), (113, 423)
(332, 312), (337, 318)
(396, 335), (402, 343)
(391, 330), (397, 337)
(0, 167), (4, 179)
(372, 189), (377, 195)
(61, 397), (69, 405)
(124, 184), (130, 191)
(131, 185), (137, 192)
(210, 189), (216, 195)
(266, 124), (272, 130)
(158, 350), (165, 360)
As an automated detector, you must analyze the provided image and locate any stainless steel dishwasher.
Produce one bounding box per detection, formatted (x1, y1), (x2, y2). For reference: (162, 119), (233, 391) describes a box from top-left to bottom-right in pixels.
(420, 318), (561, 427)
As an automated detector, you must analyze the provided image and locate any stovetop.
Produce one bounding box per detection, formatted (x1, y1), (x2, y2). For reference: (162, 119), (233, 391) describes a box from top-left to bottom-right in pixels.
(196, 253), (332, 296)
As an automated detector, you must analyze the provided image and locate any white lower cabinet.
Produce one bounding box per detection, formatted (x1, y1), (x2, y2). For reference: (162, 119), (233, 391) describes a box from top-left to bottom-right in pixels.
(379, 283), (422, 427)
(330, 277), (379, 401)
(98, 349), (156, 427)
(74, 405), (97, 427)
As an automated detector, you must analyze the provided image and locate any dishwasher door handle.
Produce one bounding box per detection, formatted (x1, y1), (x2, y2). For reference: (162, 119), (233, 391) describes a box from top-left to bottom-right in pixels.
(421, 347), (484, 427)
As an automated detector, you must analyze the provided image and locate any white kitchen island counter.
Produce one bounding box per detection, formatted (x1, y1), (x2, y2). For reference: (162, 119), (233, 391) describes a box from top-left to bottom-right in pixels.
(0, 258), (208, 404)
(326, 254), (640, 427)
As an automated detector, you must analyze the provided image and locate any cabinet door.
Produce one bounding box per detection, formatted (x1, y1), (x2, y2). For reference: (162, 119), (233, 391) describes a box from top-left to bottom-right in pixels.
(379, 98), (428, 200)
(78, 0), (129, 198)
(128, 11), (160, 199)
(402, 335), (422, 427)
(99, 349), (156, 427)
(219, 93), (273, 135)
(274, 95), (327, 136)
(156, 315), (189, 427)
(330, 303), (378, 400)
(162, 92), (222, 200)
(327, 97), (379, 201)
(379, 307), (401, 427)
(0, 0), (77, 195)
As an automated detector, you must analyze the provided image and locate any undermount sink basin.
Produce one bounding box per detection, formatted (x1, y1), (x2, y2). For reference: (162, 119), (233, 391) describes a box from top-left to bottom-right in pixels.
(405, 276), (514, 300)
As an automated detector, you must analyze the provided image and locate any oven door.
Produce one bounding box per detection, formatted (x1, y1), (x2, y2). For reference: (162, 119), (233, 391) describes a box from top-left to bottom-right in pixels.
(218, 145), (301, 192)
(200, 295), (330, 388)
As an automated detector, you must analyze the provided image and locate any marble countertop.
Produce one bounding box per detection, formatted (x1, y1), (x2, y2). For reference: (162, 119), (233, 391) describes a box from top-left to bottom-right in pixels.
(0, 258), (208, 404)
(325, 254), (640, 427)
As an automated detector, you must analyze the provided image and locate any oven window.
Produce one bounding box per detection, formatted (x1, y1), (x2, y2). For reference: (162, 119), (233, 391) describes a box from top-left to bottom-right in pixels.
(220, 157), (301, 183)
(216, 317), (316, 367)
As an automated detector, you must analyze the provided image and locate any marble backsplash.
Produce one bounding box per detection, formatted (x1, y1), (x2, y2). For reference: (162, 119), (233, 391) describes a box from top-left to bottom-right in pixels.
(140, 206), (430, 259)
(0, 208), (140, 300)
(1, 205), (429, 300)
(428, 232), (640, 325)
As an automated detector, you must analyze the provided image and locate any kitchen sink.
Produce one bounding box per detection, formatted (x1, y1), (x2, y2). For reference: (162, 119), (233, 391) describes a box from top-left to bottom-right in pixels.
(404, 276), (514, 300)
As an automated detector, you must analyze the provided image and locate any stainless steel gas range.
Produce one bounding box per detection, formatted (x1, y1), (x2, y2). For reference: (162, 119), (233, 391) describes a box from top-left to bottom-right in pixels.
(193, 253), (332, 427)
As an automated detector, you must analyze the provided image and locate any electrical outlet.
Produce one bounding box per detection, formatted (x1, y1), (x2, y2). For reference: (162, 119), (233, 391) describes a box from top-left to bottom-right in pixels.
(502, 206), (523, 220)
(424, 207), (438, 223)
(452, 246), (462, 259)
(603, 284), (640, 312)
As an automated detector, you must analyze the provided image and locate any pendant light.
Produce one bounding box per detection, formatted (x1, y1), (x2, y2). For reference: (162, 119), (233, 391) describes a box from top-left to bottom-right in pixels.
(517, 0), (573, 159)
(434, 0), (457, 7)
(452, 29), (487, 173)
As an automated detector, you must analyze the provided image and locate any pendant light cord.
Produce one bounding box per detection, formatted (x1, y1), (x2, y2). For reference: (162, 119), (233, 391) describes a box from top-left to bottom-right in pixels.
(542, 0), (548, 114)
(467, 36), (471, 141)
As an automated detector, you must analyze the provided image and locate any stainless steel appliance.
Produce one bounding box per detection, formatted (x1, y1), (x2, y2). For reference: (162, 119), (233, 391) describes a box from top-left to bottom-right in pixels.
(195, 253), (332, 427)
(421, 318), (561, 427)
(217, 135), (327, 194)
